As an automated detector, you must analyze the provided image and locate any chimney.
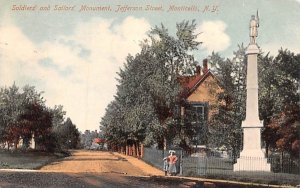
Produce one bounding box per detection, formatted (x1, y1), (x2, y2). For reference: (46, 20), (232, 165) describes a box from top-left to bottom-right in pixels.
(202, 59), (208, 74)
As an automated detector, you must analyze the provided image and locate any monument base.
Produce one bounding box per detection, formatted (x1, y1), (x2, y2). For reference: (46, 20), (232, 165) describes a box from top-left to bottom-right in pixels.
(234, 156), (271, 171)
(234, 126), (271, 172)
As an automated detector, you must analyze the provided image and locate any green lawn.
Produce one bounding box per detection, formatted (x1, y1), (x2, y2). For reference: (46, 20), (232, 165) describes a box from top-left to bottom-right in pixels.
(182, 157), (300, 186)
(0, 149), (68, 169)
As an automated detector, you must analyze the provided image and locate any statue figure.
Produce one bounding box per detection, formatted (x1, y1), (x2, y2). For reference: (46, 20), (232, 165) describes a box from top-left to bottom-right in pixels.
(249, 11), (259, 44)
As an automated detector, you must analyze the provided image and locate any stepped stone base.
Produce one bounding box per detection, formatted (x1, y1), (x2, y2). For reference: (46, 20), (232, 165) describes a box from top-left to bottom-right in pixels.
(234, 156), (271, 171)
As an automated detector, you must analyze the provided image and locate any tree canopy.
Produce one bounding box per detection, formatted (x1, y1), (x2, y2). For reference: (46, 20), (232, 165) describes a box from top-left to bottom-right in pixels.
(0, 83), (80, 152)
(100, 20), (202, 150)
(100, 20), (299, 159)
(209, 47), (300, 158)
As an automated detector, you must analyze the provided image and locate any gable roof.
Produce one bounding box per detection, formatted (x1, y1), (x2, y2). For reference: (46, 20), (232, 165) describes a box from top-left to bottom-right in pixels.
(178, 69), (215, 99)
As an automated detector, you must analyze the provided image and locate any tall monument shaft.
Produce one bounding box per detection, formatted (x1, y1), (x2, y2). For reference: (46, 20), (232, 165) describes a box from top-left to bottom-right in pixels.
(244, 50), (260, 127)
(234, 13), (270, 171)
(240, 45), (265, 158)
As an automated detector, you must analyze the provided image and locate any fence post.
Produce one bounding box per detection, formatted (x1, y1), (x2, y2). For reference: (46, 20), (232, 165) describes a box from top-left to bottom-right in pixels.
(133, 144), (136, 157)
(130, 146), (132, 156)
(163, 149), (166, 173)
(141, 144), (144, 158)
(180, 150), (183, 176)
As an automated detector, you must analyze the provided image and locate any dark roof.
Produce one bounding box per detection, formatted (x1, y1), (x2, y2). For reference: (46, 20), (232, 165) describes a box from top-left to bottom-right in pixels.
(178, 69), (214, 98)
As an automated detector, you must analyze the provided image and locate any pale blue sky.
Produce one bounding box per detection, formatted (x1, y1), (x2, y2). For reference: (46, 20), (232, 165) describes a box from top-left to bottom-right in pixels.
(0, 0), (299, 131)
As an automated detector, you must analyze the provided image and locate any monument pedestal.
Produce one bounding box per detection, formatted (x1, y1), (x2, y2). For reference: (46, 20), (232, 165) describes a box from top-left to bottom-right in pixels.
(233, 44), (270, 172)
(234, 157), (270, 171)
(234, 121), (271, 171)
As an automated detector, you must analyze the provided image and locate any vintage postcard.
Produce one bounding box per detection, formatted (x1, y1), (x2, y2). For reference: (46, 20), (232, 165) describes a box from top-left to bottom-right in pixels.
(0, 0), (299, 187)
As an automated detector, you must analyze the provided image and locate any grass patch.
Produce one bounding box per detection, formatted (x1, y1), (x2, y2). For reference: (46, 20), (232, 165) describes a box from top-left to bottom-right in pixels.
(202, 171), (300, 186)
(0, 149), (70, 169)
(182, 156), (300, 186)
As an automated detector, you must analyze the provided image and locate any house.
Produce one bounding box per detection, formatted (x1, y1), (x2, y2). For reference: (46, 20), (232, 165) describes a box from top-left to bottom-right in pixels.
(178, 59), (222, 145)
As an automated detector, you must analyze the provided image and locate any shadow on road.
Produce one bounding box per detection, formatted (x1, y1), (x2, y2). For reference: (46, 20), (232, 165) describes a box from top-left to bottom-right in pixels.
(57, 157), (127, 162)
(0, 171), (183, 188)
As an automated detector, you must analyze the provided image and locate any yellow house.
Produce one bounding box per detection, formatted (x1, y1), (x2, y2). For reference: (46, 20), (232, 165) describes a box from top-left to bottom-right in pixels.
(177, 59), (222, 148)
(179, 59), (221, 121)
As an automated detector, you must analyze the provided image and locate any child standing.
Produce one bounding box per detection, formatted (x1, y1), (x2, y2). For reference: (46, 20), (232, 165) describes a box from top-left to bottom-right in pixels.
(167, 150), (178, 176)
(163, 156), (169, 176)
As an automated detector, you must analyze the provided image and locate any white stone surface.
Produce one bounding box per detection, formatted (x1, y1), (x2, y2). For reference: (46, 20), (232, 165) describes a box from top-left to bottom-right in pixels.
(240, 128), (264, 157)
(243, 44), (261, 128)
(234, 157), (271, 171)
(234, 43), (271, 172)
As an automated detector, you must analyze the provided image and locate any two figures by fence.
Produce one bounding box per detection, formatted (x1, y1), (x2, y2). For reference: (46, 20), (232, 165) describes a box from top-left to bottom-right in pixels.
(163, 150), (178, 176)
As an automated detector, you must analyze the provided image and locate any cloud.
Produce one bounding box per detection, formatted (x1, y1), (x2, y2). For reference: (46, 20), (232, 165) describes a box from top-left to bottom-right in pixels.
(196, 20), (231, 53)
(0, 24), (44, 85)
(0, 16), (151, 131)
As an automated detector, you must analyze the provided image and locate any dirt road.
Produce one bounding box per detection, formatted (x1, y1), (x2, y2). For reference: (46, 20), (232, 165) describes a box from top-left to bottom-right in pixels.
(0, 150), (189, 188)
(1, 150), (278, 187)
(40, 150), (162, 175)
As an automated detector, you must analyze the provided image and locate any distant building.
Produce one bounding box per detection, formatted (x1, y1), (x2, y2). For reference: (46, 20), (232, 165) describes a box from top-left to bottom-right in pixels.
(17, 134), (35, 150)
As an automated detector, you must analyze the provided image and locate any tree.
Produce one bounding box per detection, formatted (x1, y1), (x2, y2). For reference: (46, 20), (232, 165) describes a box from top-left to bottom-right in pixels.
(80, 130), (93, 149)
(17, 85), (50, 149)
(50, 105), (66, 128)
(54, 118), (80, 149)
(209, 47), (299, 159)
(0, 84), (49, 150)
(0, 83), (78, 152)
(101, 101), (128, 149)
(100, 20), (202, 150)
(26, 105), (54, 151)
(144, 20), (201, 148)
(260, 49), (300, 158)
(208, 45), (247, 157)
(0, 84), (24, 149)
(0, 84), (52, 150)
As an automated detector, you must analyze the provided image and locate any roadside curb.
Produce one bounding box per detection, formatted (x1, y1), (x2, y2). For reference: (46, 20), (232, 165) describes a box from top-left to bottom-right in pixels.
(148, 176), (295, 188)
(0, 169), (38, 172)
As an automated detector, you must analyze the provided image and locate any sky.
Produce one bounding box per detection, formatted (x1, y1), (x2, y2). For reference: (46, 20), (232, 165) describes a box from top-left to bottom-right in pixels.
(0, 0), (299, 132)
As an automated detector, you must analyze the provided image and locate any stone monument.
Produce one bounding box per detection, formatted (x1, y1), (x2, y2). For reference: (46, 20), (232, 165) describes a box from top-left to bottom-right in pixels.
(233, 12), (271, 171)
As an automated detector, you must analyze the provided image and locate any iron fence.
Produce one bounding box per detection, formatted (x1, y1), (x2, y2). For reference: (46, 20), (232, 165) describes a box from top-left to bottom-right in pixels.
(142, 147), (300, 186)
(143, 147), (165, 170)
(143, 147), (182, 175)
(182, 155), (300, 174)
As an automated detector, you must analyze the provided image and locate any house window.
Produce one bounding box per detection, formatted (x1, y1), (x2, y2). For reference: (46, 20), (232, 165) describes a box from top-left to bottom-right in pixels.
(189, 103), (207, 124)
(185, 102), (208, 145)
(192, 105), (204, 123)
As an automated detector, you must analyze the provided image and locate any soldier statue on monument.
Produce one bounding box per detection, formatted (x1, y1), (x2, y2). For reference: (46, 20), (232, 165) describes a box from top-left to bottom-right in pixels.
(249, 11), (259, 44)
(234, 11), (270, 172)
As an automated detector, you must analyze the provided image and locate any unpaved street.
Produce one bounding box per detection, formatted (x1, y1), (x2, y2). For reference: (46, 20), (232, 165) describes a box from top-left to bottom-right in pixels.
(0, 150), (191, 188)
(40, 150), (160, 175)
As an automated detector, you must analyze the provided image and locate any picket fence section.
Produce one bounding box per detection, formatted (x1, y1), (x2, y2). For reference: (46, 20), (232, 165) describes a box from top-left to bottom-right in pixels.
(142, 147), (300, 185)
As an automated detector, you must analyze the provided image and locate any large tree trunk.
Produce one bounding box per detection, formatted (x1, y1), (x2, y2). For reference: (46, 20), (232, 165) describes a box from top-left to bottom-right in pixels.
(135, 141), (139, 158)
(14, 138), (18, 150)
(266, 142), (269, 157)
